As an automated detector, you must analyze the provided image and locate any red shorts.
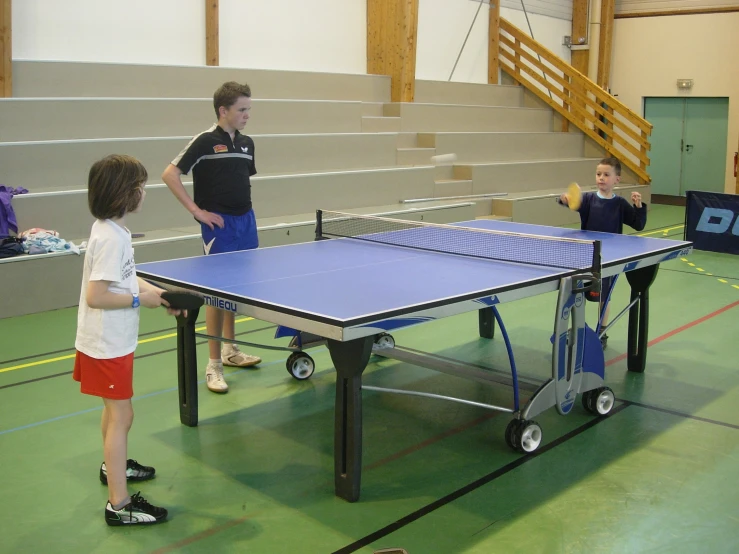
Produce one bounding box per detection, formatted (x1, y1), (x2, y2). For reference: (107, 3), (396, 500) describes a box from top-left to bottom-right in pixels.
(73, 350), (134, 400)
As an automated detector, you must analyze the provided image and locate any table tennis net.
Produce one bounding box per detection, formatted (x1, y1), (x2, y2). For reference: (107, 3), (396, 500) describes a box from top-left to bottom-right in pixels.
(317, 210), (600, 271)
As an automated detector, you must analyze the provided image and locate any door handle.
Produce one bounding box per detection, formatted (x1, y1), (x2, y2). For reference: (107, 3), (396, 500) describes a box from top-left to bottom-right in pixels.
(686, 144), (694, 152)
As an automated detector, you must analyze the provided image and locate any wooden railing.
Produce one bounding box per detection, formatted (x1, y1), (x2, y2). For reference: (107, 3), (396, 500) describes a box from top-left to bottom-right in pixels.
(498, 19), (652, 183)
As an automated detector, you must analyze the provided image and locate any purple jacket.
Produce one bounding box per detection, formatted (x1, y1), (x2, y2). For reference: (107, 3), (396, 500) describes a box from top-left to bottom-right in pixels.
(0, 185), (29, 236)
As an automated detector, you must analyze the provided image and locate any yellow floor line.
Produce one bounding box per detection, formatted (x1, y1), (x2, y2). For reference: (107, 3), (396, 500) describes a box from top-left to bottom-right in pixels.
(638, 224), (684, 237)
(0, 317), (253, 374)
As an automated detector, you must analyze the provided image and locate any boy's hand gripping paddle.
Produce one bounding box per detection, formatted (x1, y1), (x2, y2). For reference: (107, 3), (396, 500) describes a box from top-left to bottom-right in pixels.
(160, 291), (204, 311)
(566, 182), (582, 211)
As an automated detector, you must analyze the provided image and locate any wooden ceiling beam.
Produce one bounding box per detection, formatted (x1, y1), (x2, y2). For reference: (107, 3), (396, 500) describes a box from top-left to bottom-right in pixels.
(1, 0), (11, 97)
(598, 0), (614, 90)
(206, 0), (219, 66)
(367, 0), (419, 102)
(488, 0), (500, 84)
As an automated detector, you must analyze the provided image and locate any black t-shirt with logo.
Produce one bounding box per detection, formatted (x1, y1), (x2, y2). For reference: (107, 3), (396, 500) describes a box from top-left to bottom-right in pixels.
(172, 124), (257, 215)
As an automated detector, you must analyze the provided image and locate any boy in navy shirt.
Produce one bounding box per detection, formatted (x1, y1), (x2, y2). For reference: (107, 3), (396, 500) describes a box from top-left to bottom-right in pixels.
(558, 157), (647, 349)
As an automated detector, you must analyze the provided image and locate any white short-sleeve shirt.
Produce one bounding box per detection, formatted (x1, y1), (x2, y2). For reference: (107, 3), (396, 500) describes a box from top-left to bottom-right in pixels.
(75, 219), (140, 359)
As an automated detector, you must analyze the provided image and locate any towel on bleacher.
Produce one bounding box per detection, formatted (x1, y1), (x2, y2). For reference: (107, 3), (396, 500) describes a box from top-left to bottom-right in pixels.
(0, 185), (28, 236)
(19, 228), (81, 255)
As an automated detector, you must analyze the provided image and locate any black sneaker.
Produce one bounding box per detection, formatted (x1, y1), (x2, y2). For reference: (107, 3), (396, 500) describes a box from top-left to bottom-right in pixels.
(104, 492), (168, 526)
(100, 459), (156, 485)
(600, 334), (609, 350)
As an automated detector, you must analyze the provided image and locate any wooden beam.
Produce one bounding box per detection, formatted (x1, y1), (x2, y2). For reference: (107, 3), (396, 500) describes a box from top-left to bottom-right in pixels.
(1, 0), (10, 97)
(205, 0), (219, 67)
(598, 0), (614, 90)
(367, 0), (418, 102)
(569, 0), (589, 75)
(571, 0), (589, 52)
(570, 0), (589, 128)
(616, 7), (739, 19)
(488, 0), (500, 84)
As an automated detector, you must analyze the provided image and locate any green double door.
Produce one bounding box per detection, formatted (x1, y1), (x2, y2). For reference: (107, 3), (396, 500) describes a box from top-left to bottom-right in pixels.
(645, 97), (729, 196)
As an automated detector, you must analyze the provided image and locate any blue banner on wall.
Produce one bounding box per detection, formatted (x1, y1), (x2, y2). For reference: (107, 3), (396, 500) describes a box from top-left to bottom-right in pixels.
(685, 191), (739, 255)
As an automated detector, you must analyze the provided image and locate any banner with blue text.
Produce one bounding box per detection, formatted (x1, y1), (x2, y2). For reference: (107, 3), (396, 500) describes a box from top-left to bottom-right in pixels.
(685, 191), (739, 255)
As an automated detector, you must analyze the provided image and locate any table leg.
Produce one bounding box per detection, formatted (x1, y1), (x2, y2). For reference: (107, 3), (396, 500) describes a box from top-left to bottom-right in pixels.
(175, 307), (201, 426)
(625, 265), (659, 373)
(479, 307), (496, 339)
(327, 336), (374, 502)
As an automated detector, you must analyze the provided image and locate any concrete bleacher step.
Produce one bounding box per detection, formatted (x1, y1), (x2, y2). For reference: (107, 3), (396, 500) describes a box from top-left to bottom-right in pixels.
(13, 166), (439, 240)
(414, 80), (524, 107)
(434, 179), (473, 197)
(12, 60), (392, 102)
(383, 102), (553, 132)
(405, 178), (507, 218)
(362, 102), (385, 117)
(475, 215), (513, 222)
(361, 116), (402, 133)
(397, 148), (436, 166)
(1, 200), (475, 319)
(0, 98), (370, 141)
(0, 133), (404, 191)
(452, 158), (603, 194)
(416, 131), (585, 162)
(491, 183), (652, 225)
(396, 133), (419, 148)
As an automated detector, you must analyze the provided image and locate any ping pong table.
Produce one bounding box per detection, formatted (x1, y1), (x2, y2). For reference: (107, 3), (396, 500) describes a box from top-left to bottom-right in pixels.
(137, 211), (692, 502)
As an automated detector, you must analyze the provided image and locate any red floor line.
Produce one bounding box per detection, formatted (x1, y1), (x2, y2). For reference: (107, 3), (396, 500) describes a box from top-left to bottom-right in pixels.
(150, 515), (251, 553)
(364, 412), (499, 471)
(606, 299), (739, 367)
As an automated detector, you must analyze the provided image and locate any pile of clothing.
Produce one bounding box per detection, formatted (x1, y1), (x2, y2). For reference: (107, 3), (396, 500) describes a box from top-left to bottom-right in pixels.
(0, 228), (83, 259)
(0, 186), (83, 258)
(19, 228), (82, 255)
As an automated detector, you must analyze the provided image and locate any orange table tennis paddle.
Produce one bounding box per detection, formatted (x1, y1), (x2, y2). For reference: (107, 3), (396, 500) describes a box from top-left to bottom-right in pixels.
(566, 182), (582, 211)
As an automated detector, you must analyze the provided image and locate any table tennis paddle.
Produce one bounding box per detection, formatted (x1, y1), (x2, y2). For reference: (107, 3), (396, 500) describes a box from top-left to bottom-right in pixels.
(161, 291), (205, 310)
(566, 182), (582, 211)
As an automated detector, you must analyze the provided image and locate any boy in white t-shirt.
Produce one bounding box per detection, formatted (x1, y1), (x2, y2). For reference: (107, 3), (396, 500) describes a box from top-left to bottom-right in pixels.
(74, 155), (182, 526)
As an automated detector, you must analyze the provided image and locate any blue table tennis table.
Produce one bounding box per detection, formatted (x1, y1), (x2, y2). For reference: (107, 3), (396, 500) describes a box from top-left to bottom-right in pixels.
(137, 211), (692, 502)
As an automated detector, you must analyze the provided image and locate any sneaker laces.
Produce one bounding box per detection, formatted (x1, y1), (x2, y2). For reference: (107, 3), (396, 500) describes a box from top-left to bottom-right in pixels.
(129, 492), (153, 510)
(223, 343), (240, 356)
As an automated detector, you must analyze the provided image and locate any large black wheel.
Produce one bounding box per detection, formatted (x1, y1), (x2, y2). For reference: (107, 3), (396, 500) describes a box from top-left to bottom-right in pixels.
(505, 419), (542, 453)
(374, 333), (395, 349)
(505, 419), (521, 450)
(286, 352), (315, 380)
(582, 387), (615, 415)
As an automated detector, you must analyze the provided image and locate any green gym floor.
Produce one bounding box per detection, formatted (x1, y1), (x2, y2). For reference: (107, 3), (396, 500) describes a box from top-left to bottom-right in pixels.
(1, 205), (737, 554)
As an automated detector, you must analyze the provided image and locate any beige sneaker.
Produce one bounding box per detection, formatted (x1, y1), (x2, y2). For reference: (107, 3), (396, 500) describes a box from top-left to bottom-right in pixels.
(205, 361), (229, 393)
(222, 344), (261, 368)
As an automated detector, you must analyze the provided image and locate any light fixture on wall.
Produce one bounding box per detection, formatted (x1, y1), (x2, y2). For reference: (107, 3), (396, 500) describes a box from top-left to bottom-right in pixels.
(677, 79), (694, 90)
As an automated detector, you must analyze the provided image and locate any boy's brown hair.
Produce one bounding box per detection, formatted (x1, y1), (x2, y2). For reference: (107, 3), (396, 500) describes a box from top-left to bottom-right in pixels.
(599, 157), (622, 176)
(88, 154), (148, 220)
(213, 81), (252, 118)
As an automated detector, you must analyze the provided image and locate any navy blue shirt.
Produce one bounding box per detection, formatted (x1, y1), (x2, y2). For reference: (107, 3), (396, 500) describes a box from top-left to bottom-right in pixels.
(172, 124), (257, 216)
(577, 192), (647, 234)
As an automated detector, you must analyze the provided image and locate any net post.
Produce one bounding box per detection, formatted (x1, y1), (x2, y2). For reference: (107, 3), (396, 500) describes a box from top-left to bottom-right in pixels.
(592, 239), (602, 281)
(316, 210), (324, 241)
